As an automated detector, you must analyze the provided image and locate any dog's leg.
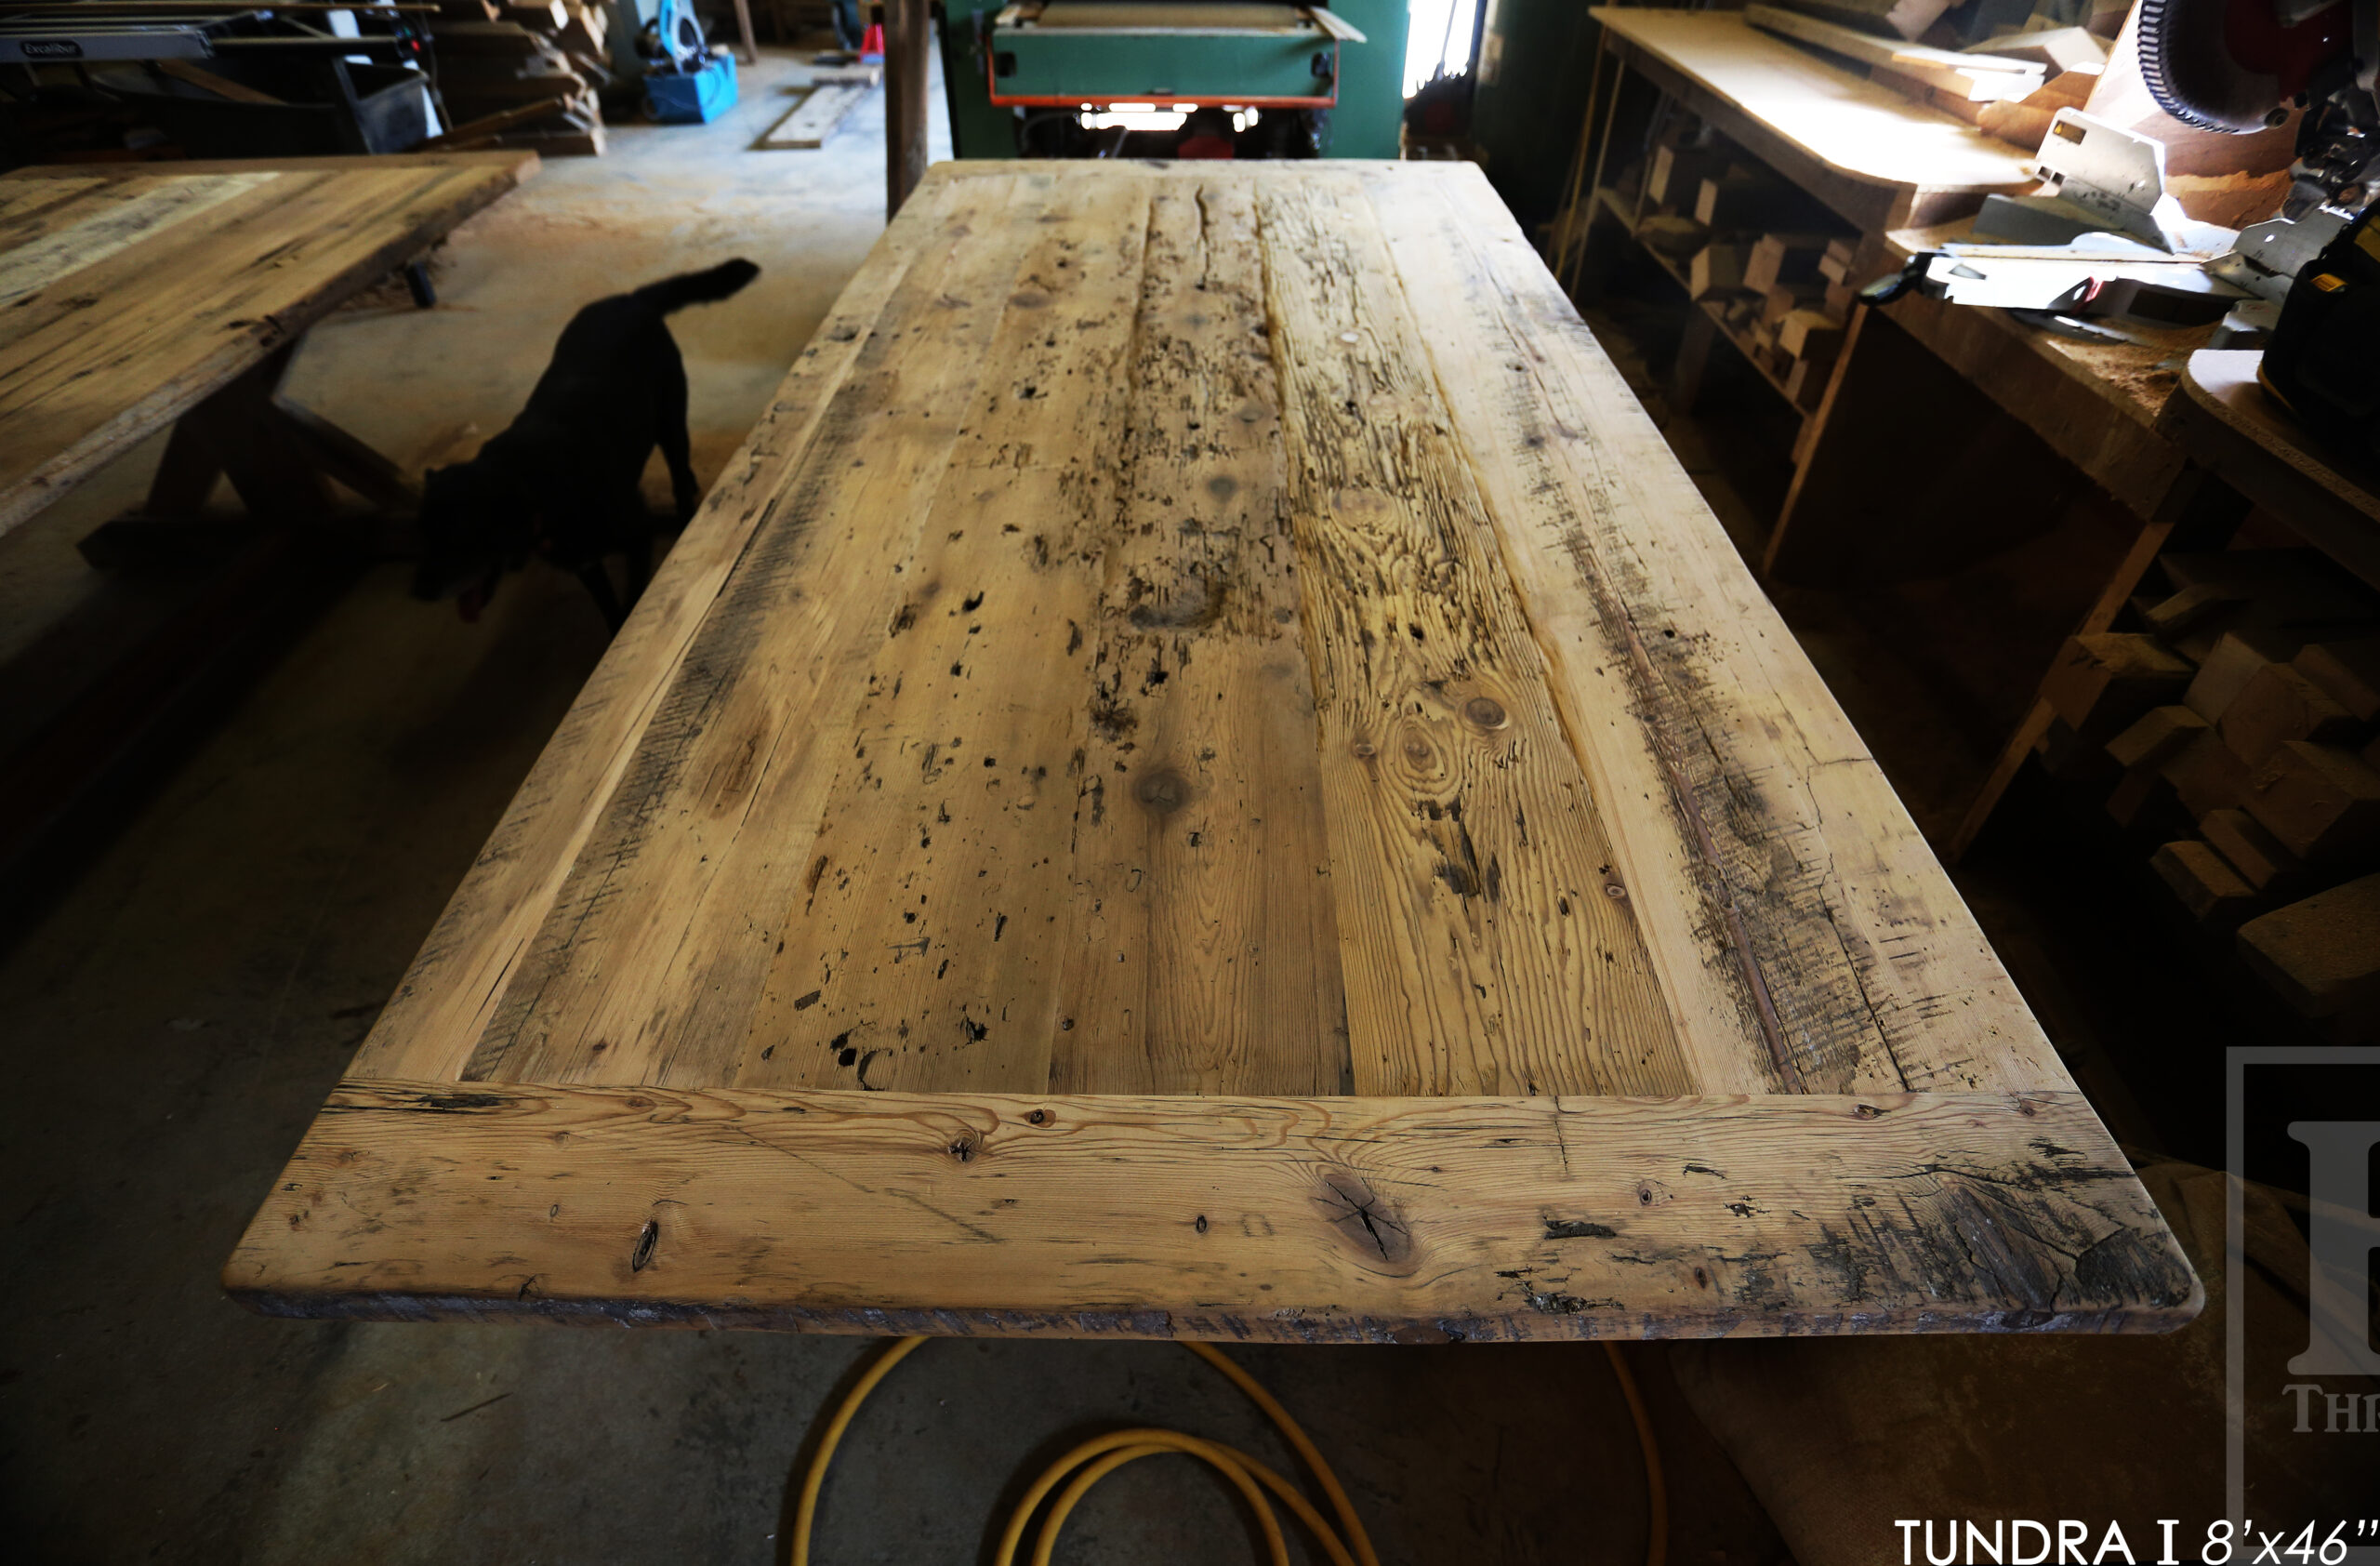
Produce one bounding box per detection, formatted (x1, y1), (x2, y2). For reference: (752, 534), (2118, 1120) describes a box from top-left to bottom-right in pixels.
(575, 560), (627, 632)
(654, 328), (701, 524)
(620, 513), (654, 613)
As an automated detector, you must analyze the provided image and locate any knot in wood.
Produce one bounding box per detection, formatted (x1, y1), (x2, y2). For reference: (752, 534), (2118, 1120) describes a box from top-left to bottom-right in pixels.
(1462, 696), (1508, 730)
(1134, 769), (1190, 814)
(945, 1130), (984, 1162)
(1313, 1170), (1418, 1275)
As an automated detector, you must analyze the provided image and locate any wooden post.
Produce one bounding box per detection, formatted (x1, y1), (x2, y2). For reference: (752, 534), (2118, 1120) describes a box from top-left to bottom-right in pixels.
(885, 0), (931, 219)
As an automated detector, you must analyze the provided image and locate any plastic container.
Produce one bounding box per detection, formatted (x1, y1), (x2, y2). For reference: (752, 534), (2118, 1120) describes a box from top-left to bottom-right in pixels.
(646, 50), (737, 125)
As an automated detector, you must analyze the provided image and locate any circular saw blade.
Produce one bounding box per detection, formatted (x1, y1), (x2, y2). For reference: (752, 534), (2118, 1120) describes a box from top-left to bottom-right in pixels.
(2139, 0), (2282, 131)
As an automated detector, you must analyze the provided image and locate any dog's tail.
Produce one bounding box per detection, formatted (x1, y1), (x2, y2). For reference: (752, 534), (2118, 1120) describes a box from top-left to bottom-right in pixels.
(637, 258), (760, 314)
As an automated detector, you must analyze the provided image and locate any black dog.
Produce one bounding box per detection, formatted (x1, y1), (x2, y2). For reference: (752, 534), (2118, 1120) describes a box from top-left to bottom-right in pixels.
(412, 258), (760, 630)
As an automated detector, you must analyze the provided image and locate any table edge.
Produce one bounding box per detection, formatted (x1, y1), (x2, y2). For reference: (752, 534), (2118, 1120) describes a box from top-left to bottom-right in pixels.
(225, 1079), (2204, 1342)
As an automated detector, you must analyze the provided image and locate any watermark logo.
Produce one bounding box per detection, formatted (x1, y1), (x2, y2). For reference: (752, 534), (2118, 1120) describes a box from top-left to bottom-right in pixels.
(2229, 1049), (2378, 1563)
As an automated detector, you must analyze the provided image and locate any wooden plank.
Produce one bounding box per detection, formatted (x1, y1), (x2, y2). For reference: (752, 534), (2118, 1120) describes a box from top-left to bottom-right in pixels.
(1257, 175), (1687, 1098)
(1047, 179), (1348, 1097)
(1740, 4), (2044, 102)
(443, 174), (1075, 1091)
(733, 175), (1153, 1095)
(0, 157), (534, 537)
(760, 81), (872, 149)
(2237, 872), (2380, 1023)
(349, 173), (975, 1083)
(226, 1079), (2202, 1339)
(1377, 167), (2062, 1096)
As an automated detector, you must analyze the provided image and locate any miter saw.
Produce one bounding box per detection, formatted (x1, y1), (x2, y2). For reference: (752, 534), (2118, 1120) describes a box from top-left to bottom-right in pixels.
(2140, 0), (2376, 213)
(2139, 0), (2378, 458)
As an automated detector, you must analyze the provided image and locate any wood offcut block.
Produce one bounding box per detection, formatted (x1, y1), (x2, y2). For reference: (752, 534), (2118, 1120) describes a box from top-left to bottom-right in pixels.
(1742, 232), (1835, 296)
(2200, 807), (2310, 896)
(1694, 169), (1806, 232)
(1689, 244), (1745, 299)
(1648, 142), (1727, 208)
(1776, 309), (1843, 369)
(2043, 633), (2193, 737)
(2107, 705), (2210, 772)
(2295, 637), (2380, 723)
(2185, 630), (2293, 722)
(1638, 214), (1711, 259)
(2150, 840), (2258, 928)
(2219, 663), (2362, 770)
(2160, 731), (2251, 821)
(2242, 741), (2380, 864)
(2141, 581), (2249, 644)
(2238, 871), (2380, 1026)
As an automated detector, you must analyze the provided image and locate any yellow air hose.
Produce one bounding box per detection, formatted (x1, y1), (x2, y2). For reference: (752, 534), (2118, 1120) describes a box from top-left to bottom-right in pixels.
(790, 1334), (1667, 1566)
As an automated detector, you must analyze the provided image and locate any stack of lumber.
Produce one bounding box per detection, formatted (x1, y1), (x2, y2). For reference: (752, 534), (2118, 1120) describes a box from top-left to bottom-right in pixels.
(1640, 129), (1857, 409)
(423, 0), (612, 156)
(2036, 546), (2380, 1038)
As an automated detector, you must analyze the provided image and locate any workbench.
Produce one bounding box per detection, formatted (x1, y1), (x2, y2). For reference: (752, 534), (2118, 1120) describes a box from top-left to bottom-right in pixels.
(1570, 12), (2267, 854)
(0, 152), (536, 538)
(1585, 7), (2036, 243)
(228, 161), (2196, 1342)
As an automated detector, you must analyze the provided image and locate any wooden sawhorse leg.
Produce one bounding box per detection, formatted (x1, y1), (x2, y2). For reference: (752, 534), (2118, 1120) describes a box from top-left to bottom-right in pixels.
(80, 340), (421, 569)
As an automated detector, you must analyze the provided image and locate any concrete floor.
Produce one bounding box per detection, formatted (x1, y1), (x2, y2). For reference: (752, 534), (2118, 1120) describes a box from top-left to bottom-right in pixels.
(0, 50), (1792, 1566)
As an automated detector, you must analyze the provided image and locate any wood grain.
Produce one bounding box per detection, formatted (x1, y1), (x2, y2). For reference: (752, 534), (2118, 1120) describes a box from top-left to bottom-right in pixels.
(455, 172), (1068, 1089)
(736, 173), (1151, 1093)
(1049, 179), (1349, 1096)
(1260, 176), (1688, 1098)
(228, 1079), (2201, 1340)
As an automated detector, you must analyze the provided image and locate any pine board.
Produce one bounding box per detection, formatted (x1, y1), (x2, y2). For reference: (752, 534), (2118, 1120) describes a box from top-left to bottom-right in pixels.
(230, 162), (2196, 1342)
(0, 153), (538, 538)
(759, 80), (873, 148)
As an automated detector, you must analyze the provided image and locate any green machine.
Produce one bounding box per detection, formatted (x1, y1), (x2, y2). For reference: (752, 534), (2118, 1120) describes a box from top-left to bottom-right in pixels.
(937, 2), (1408, 161)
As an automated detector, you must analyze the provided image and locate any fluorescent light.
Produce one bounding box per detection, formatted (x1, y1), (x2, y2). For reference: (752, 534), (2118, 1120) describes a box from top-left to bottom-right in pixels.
(1084, 109), (1188, 131)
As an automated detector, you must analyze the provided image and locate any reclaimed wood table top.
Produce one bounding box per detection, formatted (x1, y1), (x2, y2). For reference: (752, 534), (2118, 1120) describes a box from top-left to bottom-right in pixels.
(0, 152), (537, 539)
(228, 161), (2197, 1343)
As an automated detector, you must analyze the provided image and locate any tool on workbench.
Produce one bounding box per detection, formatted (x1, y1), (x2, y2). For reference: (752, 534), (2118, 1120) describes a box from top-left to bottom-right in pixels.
(2137, 0), (2377, 456)
(1866, 111), (2253, 327)
(1975, 109), (2241, 252)
(0, 7), (435, 154)
(2259, 201), (2380, 458)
